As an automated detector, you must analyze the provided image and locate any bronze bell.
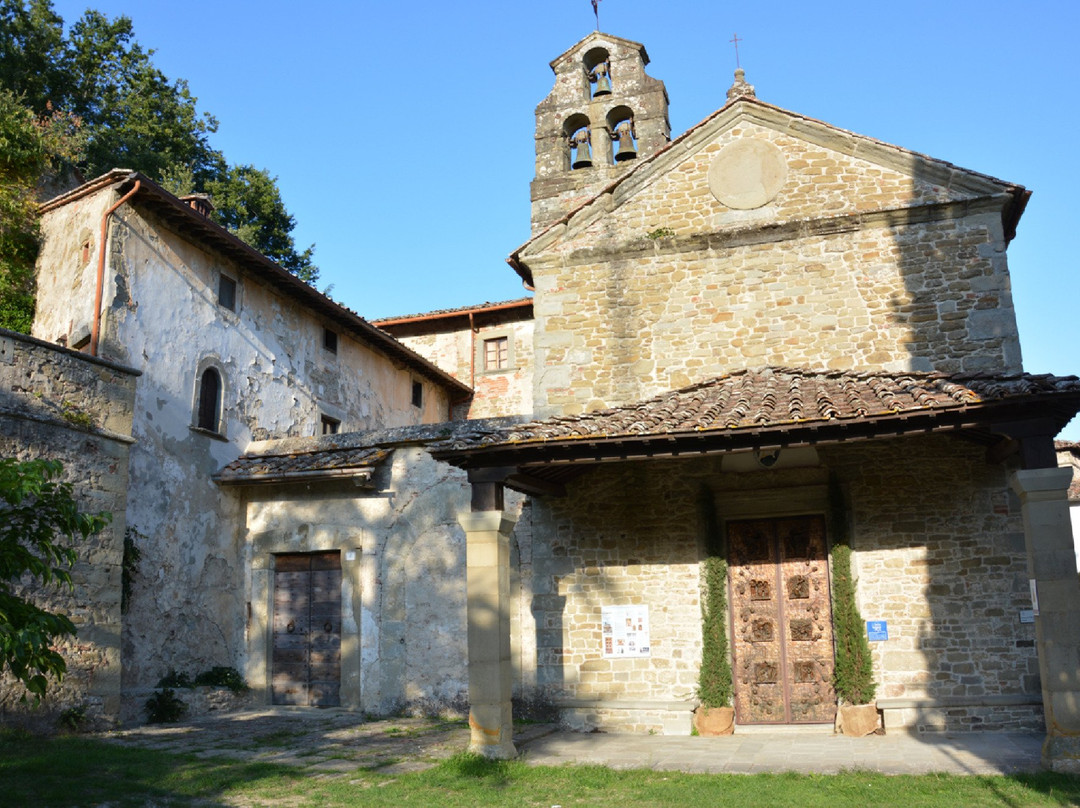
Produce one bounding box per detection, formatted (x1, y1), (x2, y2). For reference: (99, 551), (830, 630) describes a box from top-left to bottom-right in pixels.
(570, 129), (592, 169)
(614, 122), (637, 162)
(615, 136), (637, 162)
(593, 73), (612, 96)
(572, 144), (593, 169)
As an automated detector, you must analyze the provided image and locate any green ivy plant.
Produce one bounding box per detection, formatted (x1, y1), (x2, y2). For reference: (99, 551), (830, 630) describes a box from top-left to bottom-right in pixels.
(829, 480), (876, 705)
(697, 488), (733, 709)
(144, 688), (187, 724)
(698, 555), (733, 708)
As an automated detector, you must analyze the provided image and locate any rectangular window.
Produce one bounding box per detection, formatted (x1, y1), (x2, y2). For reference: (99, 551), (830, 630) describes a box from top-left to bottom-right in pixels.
(323, 327), (338, 354)
(320, 414), (340, 435)
(218, 275), (237, 311)
(411, 380), (423, 409)
(484, 336), (509, 370)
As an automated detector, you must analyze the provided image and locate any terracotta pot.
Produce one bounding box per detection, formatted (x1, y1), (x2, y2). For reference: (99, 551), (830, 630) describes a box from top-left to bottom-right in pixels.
(694, 706), (735, 736)
(838, 702), (880, 737)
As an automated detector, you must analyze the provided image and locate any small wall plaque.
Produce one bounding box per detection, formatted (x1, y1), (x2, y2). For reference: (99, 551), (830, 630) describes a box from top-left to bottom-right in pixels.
(1019, 609), (1035, 624)
(866, 620), (889, 642)
(345, 550), (357, 562)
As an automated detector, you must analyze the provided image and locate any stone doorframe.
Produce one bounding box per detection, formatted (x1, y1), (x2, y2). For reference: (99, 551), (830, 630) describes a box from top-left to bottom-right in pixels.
(247, 533), (365, 712)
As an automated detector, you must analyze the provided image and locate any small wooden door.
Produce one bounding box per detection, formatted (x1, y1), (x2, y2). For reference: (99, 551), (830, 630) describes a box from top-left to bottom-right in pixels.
(271, 552), (341, 706)
(728, 516), (836, 724)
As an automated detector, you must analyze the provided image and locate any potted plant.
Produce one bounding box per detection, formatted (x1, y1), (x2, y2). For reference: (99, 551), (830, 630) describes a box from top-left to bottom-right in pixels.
(694, 554), (735, 735)
(830, 484), (879, 736)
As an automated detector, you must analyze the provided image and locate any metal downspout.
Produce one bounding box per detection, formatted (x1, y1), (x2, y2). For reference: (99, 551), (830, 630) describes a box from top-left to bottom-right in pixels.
(90, 179), (141, 356)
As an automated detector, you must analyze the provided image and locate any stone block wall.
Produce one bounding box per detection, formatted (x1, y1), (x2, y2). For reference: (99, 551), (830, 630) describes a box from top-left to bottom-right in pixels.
(823, 436), (1042, 732)
(517, 435), (1040, 733)
(525, 113), (1021, 417)
(392, 318), (534, 419)
(0, 329), (136, 729)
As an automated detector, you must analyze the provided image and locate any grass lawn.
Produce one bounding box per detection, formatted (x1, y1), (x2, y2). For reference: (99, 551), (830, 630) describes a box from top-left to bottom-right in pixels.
(3, 729), (1079, 807)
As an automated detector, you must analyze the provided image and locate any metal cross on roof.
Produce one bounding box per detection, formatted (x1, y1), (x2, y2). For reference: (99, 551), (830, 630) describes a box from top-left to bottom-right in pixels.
(730, 33), (743, 68)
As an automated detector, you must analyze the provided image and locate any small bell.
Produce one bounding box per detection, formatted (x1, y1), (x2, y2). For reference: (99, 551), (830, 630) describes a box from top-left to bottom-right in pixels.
(614, 121), (637, 162)
(570, 129), (592, 169)
(590, 63), (612, 97)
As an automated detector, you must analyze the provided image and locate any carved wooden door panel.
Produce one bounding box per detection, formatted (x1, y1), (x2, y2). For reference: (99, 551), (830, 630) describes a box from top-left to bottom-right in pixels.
(272, 552), (342, 707)
(729, 516), (835, 724)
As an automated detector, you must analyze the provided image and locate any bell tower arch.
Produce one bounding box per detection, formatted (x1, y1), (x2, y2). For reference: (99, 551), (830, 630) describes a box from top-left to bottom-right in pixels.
(530, 32), (670, 235)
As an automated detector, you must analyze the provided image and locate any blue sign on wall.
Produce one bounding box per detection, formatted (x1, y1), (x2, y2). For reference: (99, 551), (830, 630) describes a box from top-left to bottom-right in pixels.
(866, 620), (888, 642)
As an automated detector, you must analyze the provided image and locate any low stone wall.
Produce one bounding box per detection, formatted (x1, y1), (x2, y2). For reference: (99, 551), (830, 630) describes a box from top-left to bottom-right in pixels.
(0, 328), (137, 730)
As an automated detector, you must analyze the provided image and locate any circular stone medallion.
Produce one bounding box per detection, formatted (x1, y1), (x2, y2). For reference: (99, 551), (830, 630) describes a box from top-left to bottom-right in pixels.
(707, 139), (787, 209)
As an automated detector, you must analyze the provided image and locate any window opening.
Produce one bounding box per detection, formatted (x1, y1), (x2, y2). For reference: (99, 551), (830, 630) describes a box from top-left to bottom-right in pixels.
(323, 327), (338, 354)
(218, 275), (237, 311)
(411, 380), (423, 408)
(80, 239), (91, 265)
(320, 414), (340, 435)
(196, 368), (222, 432)
(484, 336), (509, 370)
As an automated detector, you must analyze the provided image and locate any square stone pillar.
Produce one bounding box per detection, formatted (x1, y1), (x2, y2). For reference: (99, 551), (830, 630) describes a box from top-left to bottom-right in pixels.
(459, 510), (518, 759)
(1011, 468), (1080, 773)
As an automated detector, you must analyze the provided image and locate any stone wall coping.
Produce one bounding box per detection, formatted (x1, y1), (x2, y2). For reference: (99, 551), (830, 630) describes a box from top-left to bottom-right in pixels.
(2, 326), (141, 377)
(0, 401), (136, 445)
(555, 698), (696, 711)
(876, 694), (1042, 710)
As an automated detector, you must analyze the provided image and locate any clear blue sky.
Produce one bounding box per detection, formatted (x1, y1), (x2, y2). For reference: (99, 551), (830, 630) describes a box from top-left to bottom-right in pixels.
(51, 1), (1080, 434)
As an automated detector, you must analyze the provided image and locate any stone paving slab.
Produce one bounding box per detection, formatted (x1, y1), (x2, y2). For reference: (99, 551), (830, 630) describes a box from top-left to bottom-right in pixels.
(101, 708), (1045, 777)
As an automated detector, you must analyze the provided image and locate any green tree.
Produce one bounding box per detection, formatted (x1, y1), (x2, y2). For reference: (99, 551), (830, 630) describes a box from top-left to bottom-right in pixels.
(829, 481), (876, 705)
(0, 87), (83, 332)
(0, 458), (110, 701)
(0, 1), (318, 285)
(206, 164), (317, 283)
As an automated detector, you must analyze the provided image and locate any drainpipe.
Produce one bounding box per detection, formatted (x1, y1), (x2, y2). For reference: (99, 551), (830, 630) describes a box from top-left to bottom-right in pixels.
(469, 311), (476, 390)
(90, 179), (141, 356)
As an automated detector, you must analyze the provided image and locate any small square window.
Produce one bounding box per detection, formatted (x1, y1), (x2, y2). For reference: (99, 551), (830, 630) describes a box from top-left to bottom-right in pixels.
(320, 414), (340, 435)
(218, 275), (237, 311)
(80, 240), (91, 265)
(484, 337), (509, 370)
(411, 381), (423, 408)
(323, 327), (338, 354)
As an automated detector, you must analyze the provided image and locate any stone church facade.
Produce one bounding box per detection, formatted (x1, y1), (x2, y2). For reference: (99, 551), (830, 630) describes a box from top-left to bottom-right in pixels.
(4, 31), (1080, 771)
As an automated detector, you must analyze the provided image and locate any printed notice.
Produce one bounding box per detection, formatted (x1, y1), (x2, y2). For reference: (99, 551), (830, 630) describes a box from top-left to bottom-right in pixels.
(602, 605), (650, 658)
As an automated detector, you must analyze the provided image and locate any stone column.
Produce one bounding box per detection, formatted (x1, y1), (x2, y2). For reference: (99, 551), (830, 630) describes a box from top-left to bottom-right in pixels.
(459, 510), (518, 759)
(1010, 468), (1080, 773)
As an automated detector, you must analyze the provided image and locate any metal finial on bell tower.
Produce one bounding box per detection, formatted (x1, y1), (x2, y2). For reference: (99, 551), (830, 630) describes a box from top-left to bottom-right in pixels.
(591, 0), (601, 30)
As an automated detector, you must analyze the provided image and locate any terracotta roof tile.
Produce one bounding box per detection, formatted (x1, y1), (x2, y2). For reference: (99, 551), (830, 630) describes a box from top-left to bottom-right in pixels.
(447, 368), (1080, 450)
(216, 445), (389, 483)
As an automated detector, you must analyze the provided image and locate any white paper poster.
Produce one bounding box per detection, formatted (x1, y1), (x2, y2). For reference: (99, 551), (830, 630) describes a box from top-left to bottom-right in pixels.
(602, 604), (650, 658)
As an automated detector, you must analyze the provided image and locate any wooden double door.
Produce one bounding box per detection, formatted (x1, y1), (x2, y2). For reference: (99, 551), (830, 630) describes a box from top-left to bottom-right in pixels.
(271, 552), (342, 706)
(728, 516), (836, 724)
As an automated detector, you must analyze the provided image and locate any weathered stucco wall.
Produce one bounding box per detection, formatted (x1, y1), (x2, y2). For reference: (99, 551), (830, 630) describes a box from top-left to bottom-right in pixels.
(525, 113), (1021, 416)
(517, 436), (1039, 734)
(240, 443), (475, 715)
(33, 184), (454, 718)
(393, 318), (535, 419)
(0, 329), (136, 728)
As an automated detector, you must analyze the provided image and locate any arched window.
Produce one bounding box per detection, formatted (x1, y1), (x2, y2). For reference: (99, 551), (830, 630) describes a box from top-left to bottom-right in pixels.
(607, 106), (637, 163)
(583, 47), (612, 98)
(563, 113), (592, 170)
(196, 367), (222, 433)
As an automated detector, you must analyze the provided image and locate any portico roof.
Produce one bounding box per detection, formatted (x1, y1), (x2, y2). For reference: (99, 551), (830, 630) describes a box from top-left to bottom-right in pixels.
(433, 368), (1080, 491)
